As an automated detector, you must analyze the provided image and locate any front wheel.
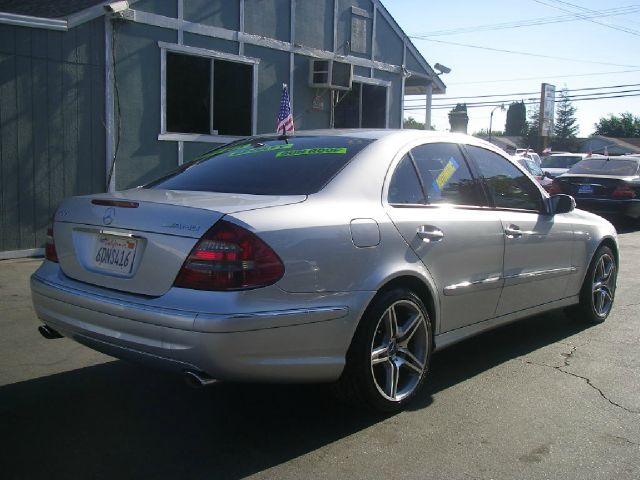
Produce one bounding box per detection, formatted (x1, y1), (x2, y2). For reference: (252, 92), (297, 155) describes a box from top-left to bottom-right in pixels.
(335, 289), (432, 412)
(566, 245), (617, 324)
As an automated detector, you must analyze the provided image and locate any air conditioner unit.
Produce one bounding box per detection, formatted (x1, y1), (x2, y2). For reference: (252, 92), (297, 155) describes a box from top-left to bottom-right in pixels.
(309, 59), (353, 91)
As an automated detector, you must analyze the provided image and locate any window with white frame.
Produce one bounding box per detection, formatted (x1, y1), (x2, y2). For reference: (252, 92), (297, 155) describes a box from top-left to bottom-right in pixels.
(334, 80), (388, 129)
(161, 44), (257, 137)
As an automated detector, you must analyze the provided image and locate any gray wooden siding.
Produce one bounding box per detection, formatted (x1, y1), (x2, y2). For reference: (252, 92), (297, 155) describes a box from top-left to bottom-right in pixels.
(294, 1), (334, 51)
(245, 0), (291, 42)
(374, 11), (403, 65)
(293, 54), (331, 130)
(0, 20), (105, 252)
(113, 22), (178, 189)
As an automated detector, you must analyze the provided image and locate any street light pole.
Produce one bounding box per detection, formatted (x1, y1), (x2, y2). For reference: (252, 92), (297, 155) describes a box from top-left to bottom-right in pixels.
(489, 104), (505, 142)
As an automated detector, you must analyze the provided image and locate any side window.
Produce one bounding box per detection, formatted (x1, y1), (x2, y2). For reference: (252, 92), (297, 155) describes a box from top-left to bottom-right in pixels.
(467, 146), (542, 211)
(411, 143), (484, 206)
(165, 50), (254, 136)
(388, 155), (426, 204)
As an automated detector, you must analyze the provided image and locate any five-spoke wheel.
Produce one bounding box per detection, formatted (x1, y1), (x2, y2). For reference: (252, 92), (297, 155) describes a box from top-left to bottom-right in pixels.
(336, 288), (432, 412)
(566, 245), (617, 324)
(370, 300), (429, 402)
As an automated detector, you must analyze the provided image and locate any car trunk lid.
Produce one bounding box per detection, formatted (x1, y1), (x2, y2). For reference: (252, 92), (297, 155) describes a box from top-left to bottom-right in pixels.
(52, 189), (305, 296)
(556, 175), (630, 198)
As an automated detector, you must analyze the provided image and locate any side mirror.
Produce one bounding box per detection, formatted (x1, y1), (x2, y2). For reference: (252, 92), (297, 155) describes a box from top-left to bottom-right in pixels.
(548, 194), (575, 214)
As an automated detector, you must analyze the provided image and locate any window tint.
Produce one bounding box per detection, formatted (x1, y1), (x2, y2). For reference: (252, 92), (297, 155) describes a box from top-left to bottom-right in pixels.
(411, 143), (484, 206)
(541, 155), (582, 168)
(568, 158), (639, 176)
(388, 155), (426, 204)
(146, 136), (373, 195)
(467, 146), (542, 211)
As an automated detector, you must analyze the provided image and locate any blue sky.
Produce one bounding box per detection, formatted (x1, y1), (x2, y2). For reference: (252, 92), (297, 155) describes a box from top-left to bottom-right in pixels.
(384, 0), (640, 137)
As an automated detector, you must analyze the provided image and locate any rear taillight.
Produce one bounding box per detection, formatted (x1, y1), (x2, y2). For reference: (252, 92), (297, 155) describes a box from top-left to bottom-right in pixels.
(612, 184), (636, 199)
(174, 220), (284, 291)
(45, 222), (59, 263)
(548, 179), (562, 195)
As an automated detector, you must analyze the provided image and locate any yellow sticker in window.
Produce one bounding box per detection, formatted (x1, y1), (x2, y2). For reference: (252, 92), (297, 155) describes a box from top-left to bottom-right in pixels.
(432, 157), (460, 192)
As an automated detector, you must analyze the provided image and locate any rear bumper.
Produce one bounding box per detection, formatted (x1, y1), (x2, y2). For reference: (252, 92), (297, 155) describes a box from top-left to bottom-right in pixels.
(574, 198), (640, 218)
(31, 265), (372, 383)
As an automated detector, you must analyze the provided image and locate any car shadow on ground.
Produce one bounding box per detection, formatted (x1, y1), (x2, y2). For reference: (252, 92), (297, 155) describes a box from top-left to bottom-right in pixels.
(1, 311), (588, 480)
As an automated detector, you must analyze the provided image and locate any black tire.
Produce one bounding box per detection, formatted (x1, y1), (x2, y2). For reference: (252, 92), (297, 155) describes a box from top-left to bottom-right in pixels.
(565, 245), (617, 324)
(335, 288), (432, 413)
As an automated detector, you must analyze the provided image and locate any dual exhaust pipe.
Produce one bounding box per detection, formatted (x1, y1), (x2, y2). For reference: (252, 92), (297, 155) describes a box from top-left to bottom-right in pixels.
(38, 324), (217, 388)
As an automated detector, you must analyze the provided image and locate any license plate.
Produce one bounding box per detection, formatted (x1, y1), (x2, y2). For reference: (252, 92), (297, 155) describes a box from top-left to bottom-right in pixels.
(93, 234), (138, 274)
(578, 185), (593, 195)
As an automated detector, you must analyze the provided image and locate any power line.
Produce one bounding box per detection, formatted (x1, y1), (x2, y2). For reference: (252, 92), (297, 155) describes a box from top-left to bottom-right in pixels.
(409, 92), (640, 110)
(409, 37), (640, 68)
(533, 0), (640, 36)
(411, 5), (640, 37)
(447, 68), (640, 86)
(405, 83), (640, 103)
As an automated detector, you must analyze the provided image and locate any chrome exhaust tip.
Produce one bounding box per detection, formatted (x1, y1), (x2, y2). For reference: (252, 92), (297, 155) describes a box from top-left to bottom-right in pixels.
(38, 325), (63, 339)
(184, 370), (218, 388)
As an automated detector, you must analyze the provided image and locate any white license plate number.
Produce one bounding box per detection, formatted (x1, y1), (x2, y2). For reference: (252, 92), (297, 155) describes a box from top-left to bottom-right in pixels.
(93, 235), (138, 274)
(578, 185), (593, 194)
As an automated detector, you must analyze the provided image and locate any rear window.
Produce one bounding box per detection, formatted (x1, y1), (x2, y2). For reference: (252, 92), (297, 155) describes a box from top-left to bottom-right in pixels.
(541, 155), (581, 168)
(568, 158), (639, 176)
(146, 136), (373, 195)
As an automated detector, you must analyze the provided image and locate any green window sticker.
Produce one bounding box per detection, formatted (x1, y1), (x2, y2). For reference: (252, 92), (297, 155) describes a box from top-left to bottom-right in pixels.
(275, 147), (347, 158)
(228, 144), (294, 157)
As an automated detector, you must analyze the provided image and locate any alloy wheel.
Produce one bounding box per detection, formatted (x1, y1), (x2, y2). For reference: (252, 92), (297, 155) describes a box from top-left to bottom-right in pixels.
(370, 299), (429, 402)
(592, 253), (616, 318)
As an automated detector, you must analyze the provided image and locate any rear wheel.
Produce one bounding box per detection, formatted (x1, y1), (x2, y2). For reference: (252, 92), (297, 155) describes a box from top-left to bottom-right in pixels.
(566, 245), (617, 324)
(336, 288), (432, 412)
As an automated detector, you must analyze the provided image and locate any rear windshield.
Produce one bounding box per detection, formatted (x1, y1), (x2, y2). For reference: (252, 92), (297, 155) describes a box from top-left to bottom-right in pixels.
(541, 155), (581, 168)
(568, 158), (639, 176)
(146, 136), (373, 195)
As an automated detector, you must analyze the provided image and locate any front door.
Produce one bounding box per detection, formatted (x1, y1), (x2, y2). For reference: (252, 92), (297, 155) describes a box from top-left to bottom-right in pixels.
(465, 146), (575, 315)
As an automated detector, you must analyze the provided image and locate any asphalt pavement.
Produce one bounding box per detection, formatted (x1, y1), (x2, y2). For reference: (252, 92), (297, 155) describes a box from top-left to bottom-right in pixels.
(1, 219), (639, 480)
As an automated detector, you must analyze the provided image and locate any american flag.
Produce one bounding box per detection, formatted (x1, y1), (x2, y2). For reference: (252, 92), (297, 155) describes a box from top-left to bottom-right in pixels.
(276, 83), (294, 135)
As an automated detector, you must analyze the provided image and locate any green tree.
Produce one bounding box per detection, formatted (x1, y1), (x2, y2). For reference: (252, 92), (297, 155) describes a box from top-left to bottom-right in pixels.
(524, 104), (540, 150)
(594, 112), (640, 137)
(504, 101), (527, 136)
(403, 116), (425, 130)
(553, 88), (579, 150)
(474, 128), (503, 136)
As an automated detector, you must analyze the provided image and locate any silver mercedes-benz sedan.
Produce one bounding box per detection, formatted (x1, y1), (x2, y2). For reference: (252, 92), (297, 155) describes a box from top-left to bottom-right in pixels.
(31, 130), (618, 412)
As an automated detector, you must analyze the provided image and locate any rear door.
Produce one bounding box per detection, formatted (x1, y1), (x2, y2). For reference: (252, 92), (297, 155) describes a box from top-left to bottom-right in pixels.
(465, 146), (575, 315)
(385, 142), (504, 333)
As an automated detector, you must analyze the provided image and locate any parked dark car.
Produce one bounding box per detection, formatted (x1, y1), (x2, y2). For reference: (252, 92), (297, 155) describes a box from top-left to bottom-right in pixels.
(549, 156), (640, 219)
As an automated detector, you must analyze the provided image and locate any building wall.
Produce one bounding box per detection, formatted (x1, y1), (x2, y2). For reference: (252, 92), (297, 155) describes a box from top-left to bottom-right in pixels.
(110, 0), (423, 190)
(0, 19), (105, 253)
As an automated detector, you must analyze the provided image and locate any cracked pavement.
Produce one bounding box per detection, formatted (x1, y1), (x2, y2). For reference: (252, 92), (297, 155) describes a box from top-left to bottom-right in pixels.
(1, 222), (639, 480)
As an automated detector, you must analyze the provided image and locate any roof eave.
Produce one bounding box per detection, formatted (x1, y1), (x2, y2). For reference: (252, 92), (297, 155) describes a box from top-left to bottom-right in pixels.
(0, 0), (141, 31)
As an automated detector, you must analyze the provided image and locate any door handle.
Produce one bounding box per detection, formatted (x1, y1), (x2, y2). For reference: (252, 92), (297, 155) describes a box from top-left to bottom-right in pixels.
(504, 224), (522, 238)
(417, 226), (444, 242)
